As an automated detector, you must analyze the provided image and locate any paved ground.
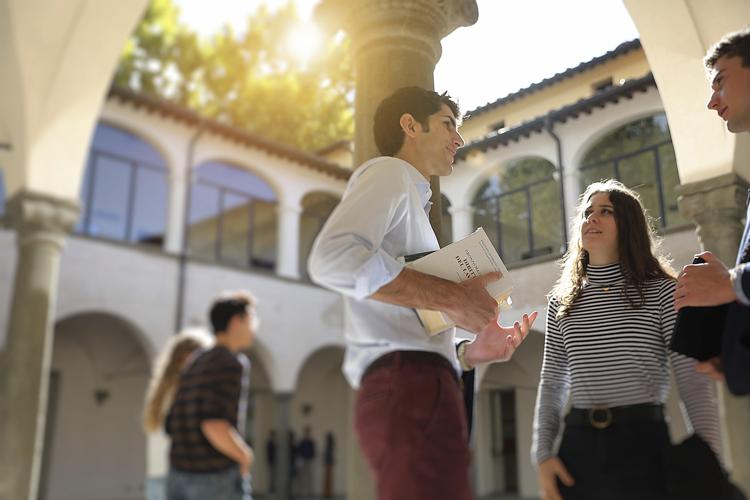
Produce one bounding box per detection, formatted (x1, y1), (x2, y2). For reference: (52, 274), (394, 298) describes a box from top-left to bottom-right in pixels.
(255, 494), (535, 500)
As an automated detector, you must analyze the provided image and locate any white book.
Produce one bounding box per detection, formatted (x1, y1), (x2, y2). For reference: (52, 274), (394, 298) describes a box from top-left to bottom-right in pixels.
(405, 227), (514, 335)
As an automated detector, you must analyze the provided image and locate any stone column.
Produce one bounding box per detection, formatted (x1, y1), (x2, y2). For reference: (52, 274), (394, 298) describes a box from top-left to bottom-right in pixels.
(0, 191), (79, 500)
(316, 0), (478, 167)
(165, 170), (187, 254)
(272, 392), (292, 500)
(677, 173), (750, 492)
(277, 204), (302, 280)
(449, 204), (475, 242)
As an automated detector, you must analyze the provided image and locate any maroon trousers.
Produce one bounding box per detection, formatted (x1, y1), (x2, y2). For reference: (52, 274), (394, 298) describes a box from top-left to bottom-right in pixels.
(354, 351), (472, 500)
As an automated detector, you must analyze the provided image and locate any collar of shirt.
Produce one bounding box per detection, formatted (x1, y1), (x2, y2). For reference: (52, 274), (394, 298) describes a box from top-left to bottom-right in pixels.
(394, 157), (433, 210)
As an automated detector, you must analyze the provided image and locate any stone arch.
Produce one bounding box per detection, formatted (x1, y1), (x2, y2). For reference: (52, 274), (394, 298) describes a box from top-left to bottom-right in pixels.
(463, 148), (558, 205)
(568, 104), (666, 171)
(97, 117), (177, 174)
(474, 330), (544, 499)
(290, 345), (348, 497)
(41, 312), (152, 500)
(195, 155), (283, 202)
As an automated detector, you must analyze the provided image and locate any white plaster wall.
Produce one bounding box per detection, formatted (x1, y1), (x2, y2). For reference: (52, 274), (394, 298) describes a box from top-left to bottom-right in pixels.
(289, 347), (350, 496)
(0, 229), (17, 349)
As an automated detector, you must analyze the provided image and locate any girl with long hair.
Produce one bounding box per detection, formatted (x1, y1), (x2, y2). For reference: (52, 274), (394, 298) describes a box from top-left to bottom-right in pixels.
(532, 180), (722, 500)
(143, 328), (212, 433)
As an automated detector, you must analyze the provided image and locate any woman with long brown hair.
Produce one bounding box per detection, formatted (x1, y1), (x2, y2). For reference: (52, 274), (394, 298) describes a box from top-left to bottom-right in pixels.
(143, 328), (212, 433)
(531, 180), (722, 500)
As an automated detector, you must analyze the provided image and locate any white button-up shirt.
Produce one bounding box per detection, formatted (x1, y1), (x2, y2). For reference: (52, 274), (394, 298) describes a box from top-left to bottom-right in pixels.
(308, 156), (460, 388)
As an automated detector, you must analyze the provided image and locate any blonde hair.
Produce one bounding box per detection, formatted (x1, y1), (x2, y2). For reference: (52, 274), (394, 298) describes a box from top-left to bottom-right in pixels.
(142, 328), (213, 433)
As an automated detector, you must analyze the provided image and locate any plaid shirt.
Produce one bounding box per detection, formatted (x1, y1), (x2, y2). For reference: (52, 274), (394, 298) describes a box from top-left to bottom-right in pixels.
(166, 346), (250, 472)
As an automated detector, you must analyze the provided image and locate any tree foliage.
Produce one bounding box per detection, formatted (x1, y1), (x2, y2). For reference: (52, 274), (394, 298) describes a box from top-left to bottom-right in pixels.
(115, 0), (354, 152)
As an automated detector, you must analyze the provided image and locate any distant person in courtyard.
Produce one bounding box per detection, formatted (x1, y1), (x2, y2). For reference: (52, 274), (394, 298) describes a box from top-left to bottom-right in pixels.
(308, 86), (537, 500)
(297, 426), (316, 496)
(322, 432), (335, 498)
(533, 180), (722, 500)
(165, 291), (257, 500)
(674, 27), (750, 396)
(265, 429), (277, 493)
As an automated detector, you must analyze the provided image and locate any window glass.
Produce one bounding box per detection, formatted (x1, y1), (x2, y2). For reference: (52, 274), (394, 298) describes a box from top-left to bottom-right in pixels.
(579, 114), (683, 229)
(78, 123), (168, 245)
(473, 157), (562, 265)
(190, 161), (277, 270)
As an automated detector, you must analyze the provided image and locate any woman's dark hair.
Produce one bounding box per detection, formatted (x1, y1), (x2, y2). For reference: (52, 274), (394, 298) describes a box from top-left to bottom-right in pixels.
(373, 86), (460, 156)
(550, 180), (675, 318)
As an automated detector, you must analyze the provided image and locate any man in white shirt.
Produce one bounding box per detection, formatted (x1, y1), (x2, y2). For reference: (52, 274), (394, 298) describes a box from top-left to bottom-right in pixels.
(308, 86), (537, 500)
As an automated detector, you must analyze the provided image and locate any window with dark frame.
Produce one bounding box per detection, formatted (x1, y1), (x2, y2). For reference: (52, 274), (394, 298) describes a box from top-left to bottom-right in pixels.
(579, 113), (686, 229)
(472, 157), (563, 265)
(76, 123), (168, 246)
(188, 161), (278, 271)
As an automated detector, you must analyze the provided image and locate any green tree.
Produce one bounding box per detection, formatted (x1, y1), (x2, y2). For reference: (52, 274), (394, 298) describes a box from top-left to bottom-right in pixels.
(115, 0), (354, 152)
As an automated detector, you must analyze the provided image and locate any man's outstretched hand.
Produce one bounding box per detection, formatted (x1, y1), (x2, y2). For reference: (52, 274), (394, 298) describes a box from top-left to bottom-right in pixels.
(463, 311), (538, 368)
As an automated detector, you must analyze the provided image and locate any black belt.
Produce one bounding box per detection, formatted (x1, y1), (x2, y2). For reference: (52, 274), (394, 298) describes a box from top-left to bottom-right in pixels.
(362, 350), (458, 383)
(565, 404), (664, 430)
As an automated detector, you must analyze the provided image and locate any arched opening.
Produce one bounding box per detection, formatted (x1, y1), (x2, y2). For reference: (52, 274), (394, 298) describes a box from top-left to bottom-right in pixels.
(474, 331), (544, 499)
(41, 312), (151, 500)
(76, 122), (169, 246)
(289, 346), (348, 497)
(299, 192), (340, 280)
(472, 157), (563, 265)
(188, 161), (278, 270)
(579, 113), (687, 229)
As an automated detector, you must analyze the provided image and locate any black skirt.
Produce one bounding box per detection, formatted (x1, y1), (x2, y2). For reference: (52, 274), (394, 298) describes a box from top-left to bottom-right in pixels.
(557, 417), (670, 500)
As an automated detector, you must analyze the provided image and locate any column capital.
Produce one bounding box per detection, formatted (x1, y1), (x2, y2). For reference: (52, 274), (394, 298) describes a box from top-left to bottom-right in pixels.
(316, 0), (478, 63)
(677, 173), (748, 221)
(278, 203), (303, 216)
(677, 173), (749, 264)
(5, 191), (80, 247)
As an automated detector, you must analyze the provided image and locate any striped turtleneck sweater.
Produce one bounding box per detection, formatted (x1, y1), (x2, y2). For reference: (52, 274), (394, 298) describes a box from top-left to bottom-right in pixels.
(531, 263), (722, 465)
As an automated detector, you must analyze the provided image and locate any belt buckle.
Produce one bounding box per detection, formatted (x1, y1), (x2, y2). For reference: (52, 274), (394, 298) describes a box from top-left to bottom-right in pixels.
(588, 407), (613, 429)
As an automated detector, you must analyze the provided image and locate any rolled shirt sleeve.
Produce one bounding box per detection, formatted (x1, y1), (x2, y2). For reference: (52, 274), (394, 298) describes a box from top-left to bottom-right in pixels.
(308, 161), (410, 300)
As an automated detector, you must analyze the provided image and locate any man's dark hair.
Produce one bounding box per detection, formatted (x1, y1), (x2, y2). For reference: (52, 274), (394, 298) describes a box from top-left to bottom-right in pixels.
(705, 27), (750, 69)
(373, 86), (461, 156)
(209, 291), (255, 334)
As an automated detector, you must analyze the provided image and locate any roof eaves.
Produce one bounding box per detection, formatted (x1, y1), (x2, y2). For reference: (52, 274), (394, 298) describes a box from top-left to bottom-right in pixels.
(107, 87), (352, 181)
(457, 72), (656, 159)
